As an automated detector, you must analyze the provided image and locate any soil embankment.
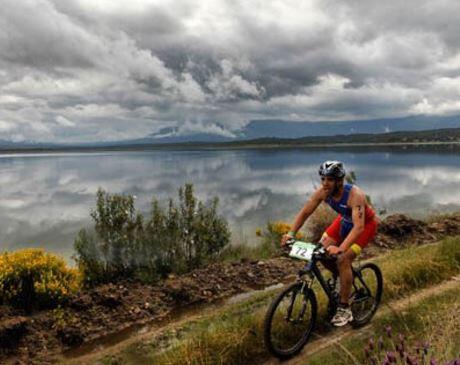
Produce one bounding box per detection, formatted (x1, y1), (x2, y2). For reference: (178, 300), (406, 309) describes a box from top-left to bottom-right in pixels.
(1, 213), (460, 364)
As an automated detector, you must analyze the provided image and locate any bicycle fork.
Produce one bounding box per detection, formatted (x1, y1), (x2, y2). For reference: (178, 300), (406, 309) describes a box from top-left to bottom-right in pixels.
(285, 276), (314, 324)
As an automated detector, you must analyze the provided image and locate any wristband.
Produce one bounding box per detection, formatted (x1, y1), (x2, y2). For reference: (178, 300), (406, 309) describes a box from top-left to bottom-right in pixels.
(287, 231), (297, 237)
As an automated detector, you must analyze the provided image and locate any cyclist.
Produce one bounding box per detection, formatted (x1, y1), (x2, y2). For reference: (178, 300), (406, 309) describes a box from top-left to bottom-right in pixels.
(281, 160), (377, 326)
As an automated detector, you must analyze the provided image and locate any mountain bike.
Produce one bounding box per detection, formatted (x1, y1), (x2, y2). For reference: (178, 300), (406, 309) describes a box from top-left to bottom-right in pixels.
(263, 239), (383, 359)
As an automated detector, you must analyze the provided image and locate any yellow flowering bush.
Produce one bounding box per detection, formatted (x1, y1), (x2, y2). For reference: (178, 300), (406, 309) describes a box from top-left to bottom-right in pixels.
(0, 248), (81, 311)
(252, 221), (307, 258)
(266, 221), (305, 241)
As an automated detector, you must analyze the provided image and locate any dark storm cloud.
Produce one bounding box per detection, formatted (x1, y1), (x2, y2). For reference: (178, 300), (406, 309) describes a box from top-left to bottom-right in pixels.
(0, 0), (459, 142)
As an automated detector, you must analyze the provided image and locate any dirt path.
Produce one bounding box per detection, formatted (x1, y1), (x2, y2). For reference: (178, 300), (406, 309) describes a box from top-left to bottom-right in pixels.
(62, 275), (460, 365)
(59, 282), (289, 365)
(262, 275), (460, 365)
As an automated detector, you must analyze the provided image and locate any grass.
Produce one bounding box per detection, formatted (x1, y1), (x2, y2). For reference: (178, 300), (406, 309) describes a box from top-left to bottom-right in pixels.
(101, 236), (460, 365)
(307, 285), (460, 364)
(375, 236), (460, 301)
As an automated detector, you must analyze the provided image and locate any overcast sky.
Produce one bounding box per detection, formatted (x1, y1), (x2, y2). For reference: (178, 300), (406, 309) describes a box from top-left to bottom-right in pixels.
(1, 0), (460, 142)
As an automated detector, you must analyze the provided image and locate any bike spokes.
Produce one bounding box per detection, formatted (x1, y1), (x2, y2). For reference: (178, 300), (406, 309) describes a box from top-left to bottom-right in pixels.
(350, 263), (383, 326)
(264, 283), (317, 357)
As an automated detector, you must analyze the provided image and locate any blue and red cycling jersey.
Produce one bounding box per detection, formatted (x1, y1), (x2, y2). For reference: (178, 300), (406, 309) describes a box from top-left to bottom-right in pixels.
(324, 183), (377, 248)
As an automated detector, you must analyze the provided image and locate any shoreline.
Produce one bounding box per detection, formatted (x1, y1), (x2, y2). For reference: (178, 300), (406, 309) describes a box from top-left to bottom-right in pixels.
(1, 140), (460, 155)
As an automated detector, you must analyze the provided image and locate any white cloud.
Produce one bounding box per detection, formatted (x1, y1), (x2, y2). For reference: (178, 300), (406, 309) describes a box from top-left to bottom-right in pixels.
(0, 0), (459, 142)
(55, 116), (76, 127)
(207, 59), (264, 101)
(160, 120), (237, 138)
(0, 120), (14, 132)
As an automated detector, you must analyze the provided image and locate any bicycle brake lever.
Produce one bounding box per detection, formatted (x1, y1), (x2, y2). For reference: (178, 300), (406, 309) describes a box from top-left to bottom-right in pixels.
(315, 246), (326, 255)
(286, 238), (296, 245)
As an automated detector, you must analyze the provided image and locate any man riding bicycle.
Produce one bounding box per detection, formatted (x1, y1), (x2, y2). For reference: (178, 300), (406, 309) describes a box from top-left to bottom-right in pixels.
(281, 161), (377, 327)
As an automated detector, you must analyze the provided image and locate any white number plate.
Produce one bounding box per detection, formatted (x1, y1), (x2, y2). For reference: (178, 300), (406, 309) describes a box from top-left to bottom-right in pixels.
(289, 241), (316, 261)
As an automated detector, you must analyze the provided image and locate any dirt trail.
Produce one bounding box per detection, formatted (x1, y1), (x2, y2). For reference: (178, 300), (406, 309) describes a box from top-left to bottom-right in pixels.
(262, 275), (460, 365)
(60, 283), (288, 365)
(64, 275), (460, 365)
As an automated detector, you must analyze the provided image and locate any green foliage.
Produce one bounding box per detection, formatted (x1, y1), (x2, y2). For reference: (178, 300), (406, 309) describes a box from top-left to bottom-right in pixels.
(0, 249), (81, 312)
(376, 237), (460, 301)
(345, 170), (357, 184)
(74, 184), (230, 285)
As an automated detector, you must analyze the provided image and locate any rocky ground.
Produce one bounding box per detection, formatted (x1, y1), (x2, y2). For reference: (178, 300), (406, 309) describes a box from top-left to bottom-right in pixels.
(1, 213), (460, 364)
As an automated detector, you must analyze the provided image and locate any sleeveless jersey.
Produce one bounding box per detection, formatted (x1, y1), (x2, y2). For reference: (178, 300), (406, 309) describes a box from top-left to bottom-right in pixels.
(325, 183), (375, 238)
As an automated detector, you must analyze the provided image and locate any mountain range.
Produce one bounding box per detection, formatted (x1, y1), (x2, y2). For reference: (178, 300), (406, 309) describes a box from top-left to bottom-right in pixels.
(143, 114), (460, 144)
(1, 114), (460, 148)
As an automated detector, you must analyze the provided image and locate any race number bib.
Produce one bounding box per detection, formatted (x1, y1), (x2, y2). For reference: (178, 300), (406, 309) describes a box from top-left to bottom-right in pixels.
(289, 241), (316, 261)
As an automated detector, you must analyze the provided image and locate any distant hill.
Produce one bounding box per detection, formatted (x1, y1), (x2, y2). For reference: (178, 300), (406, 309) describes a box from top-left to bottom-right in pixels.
(1, 114), (460, 151)
(2, 127), (460, 153)
(241, 114), (460, 140)
(226, 126), (460, 146)
(138, 114), (460, 144)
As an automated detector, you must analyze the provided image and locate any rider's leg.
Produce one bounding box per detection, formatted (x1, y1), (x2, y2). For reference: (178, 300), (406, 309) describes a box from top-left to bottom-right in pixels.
(320, 215), (343, 276)
(337, 248), (357, 305)
(337, 219), (377, 303)
(319, 234), (339, 277)
(330, 247), (356, 327)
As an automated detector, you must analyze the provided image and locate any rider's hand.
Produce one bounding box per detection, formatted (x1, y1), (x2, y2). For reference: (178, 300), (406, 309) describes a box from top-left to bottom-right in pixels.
(280, 233), (294, 247)
(326, 245), (344, 256)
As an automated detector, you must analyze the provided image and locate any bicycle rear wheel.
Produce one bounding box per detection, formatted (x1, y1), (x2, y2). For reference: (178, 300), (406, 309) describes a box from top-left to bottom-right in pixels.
(350, 263), (383, 327)
(263, 282), (317, 359)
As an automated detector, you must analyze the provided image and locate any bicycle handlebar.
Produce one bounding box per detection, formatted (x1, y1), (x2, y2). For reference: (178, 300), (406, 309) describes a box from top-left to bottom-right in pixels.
(284, 239), (336, 261)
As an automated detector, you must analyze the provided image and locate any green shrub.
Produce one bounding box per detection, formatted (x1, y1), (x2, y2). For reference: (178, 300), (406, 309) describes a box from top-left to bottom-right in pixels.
(0, 249), (81, 311)
(74, 184), (231, 285)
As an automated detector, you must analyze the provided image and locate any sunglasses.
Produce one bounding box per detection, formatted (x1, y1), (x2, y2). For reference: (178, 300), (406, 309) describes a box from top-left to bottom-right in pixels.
(320, 176), (336, 182)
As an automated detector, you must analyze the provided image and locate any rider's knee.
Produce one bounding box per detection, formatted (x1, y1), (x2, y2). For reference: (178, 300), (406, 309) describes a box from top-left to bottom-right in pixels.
(337, 253), (352, 267)
(320, 233), (336, 248)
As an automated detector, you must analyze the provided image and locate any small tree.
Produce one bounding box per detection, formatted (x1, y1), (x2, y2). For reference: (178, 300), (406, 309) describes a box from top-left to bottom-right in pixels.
(74, 184), (231, 285)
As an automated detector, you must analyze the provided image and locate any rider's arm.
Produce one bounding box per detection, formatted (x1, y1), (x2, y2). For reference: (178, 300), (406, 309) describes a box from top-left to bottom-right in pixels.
(338, 189), (366, 252)
(288, 188), (324, 235)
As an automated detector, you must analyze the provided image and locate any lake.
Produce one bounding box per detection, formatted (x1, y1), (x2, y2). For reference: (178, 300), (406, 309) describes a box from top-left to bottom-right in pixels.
(1, 146), (460, 262)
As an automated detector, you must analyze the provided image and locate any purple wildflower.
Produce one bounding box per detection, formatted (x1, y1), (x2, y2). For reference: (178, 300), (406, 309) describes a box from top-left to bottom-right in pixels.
(423, 342), (430, 355)
(387, 351), (397, 363)
(385, 325), (392, 338)
(378, 336), (384, 351)
(396, 343), (403, 353)
(369, 337), (375, 350)
(429, 359), (437, 365)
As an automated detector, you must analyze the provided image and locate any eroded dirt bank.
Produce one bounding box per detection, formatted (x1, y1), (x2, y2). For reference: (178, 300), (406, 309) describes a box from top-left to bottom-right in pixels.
(1, 213), (459, 364)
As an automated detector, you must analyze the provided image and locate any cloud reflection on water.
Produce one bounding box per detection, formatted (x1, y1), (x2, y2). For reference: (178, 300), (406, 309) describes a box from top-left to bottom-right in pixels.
(1, 148), (459, 262)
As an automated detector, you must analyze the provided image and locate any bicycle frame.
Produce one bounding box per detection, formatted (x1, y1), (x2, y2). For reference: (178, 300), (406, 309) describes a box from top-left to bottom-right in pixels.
(298, 254), (337, 304)
(264, 245), (383, 359)
(296, 248), (372, 306)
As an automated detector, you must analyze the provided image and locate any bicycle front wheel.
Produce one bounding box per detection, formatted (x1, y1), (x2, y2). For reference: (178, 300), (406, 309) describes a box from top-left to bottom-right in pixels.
(263, 282), (317, 359)
(350, 263), (383, 327)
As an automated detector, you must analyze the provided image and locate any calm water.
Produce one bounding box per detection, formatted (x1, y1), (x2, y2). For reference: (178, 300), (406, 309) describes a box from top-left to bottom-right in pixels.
(1, 146), (460, 262)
